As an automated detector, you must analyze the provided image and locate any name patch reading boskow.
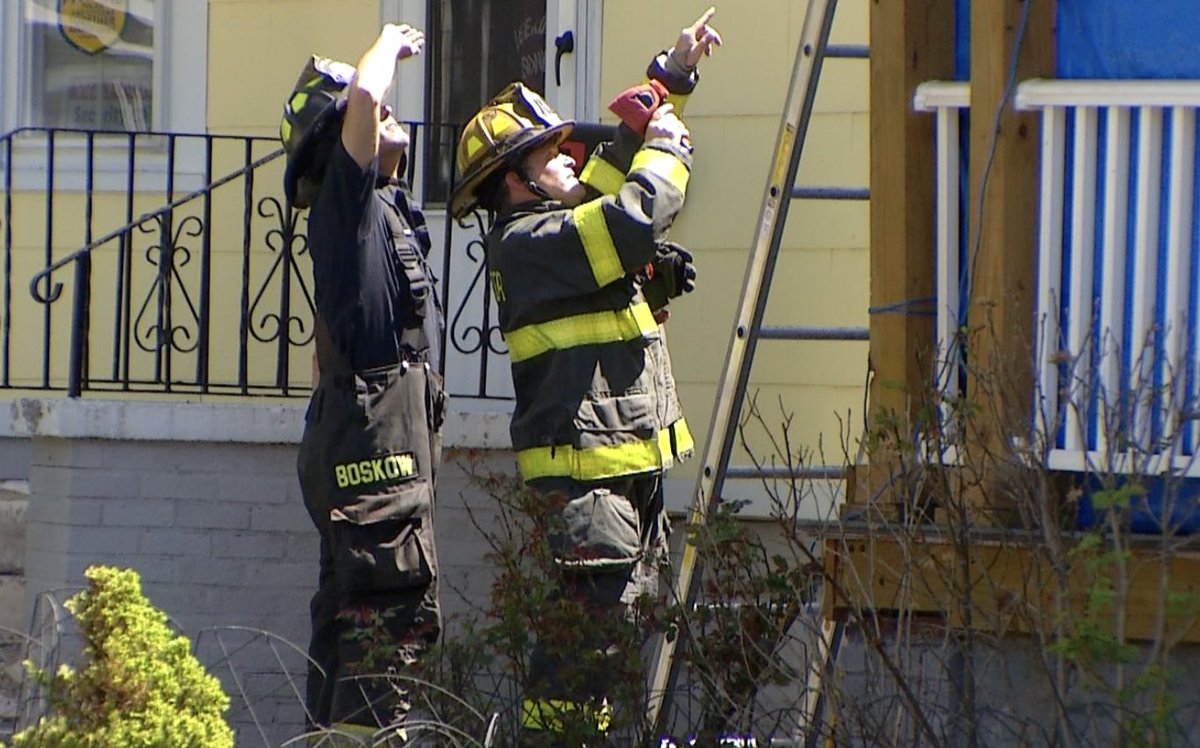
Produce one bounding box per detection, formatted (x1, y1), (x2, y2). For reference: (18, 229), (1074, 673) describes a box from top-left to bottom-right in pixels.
(334, 452), (417, 488)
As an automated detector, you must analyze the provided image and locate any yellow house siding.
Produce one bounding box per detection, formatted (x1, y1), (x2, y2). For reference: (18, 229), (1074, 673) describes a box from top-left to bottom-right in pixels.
(1, 133), (303, 389)
(599, 1), (870, 512)
(208, 0), (380, 136)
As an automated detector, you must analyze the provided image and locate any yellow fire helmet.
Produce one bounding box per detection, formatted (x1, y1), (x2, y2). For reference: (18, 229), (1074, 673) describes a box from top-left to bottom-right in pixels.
(449, 82), (574, 219)
(279, 55), (356, 209)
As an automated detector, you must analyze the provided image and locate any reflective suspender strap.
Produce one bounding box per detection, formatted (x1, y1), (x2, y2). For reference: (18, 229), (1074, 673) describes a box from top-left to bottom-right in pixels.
(520, 698), (612, 734)
(573, 201), (626, 287)
(505, 302), (658, 362)
(580, 156), (626, 196)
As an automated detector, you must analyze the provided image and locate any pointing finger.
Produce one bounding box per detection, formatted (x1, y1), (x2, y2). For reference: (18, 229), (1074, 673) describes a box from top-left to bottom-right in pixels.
(689, 6), (717, 34)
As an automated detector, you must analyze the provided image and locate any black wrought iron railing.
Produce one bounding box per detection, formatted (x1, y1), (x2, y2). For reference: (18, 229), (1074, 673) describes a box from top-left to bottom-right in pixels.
(0, 123), (510, 401)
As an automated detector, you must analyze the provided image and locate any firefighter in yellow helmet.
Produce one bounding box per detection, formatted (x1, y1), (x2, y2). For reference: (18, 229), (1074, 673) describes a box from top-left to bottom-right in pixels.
(451, 8), (722, 745)
(280, 23), (446, 744)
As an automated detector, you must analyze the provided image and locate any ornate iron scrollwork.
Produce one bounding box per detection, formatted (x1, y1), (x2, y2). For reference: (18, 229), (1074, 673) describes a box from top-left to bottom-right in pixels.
(133, 213), (204, 354)
(252, 196), (315, 347)
(450, 208), (506, 358)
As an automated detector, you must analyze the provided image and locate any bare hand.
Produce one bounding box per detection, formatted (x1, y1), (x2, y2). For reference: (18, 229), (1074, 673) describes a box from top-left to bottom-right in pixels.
(387, 23), (425, 60)
(645, 105), (690, 148)
(672, 7), (722, 69)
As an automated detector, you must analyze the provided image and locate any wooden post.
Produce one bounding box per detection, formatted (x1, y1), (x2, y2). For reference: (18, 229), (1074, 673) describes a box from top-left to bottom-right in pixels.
(966, 0), (1056, 523)
(862, 0), (955, 514)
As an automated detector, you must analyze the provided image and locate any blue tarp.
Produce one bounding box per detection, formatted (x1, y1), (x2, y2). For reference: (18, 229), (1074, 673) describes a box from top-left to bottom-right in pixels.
(952, 1), (1200, 533)
(955, 0), (1200, 79)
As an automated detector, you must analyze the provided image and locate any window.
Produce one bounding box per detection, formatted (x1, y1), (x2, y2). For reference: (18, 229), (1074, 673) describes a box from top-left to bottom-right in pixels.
(423, 0), (549, 204)
(24, 0), (155, 131)
(1, 0), (207, 135)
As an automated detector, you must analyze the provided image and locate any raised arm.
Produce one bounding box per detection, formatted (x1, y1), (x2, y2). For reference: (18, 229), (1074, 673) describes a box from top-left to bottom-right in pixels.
(341, 23), (425, 168)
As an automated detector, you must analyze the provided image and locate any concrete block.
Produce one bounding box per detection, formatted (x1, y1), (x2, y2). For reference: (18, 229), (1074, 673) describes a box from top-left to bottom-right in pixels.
(248, 561), (315, 589)
(141, 470), (219, 501)
(0, 436), (30, 481)
(175, 557), (253, 587)
(112, 558), (179, 586)
(249, 504), (314, 533)
(26, 494), (104, 528)
(141, 585), (221, 625)
(24, 520), (71, 555)
(102, 497), (176, 528)
(33, 438), (107, 469)
(192, 444), (293, 476)
(211, 531), (285, 560)
(218, 474), (293, 505)
(284, 531), (320, 562)
(139, 528), (213, 557)
(0, 575), (26, 633)
(176, 502), (252, 530)
(0, 482), (27, 574)
(28, 465), (70, 499)
(64, 466), (142, 500)
(67, 527), (151, 557)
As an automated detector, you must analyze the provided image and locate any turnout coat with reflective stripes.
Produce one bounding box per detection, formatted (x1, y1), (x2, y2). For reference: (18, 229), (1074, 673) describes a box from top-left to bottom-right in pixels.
(487, 131), (695, 483)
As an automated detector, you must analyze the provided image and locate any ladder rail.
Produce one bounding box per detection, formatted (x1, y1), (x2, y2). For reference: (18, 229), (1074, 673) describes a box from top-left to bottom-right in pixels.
(646, 0), (844, 733)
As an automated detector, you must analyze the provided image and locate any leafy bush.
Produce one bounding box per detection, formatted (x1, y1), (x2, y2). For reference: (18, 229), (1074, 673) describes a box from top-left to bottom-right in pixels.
(7, 566), (233, 748)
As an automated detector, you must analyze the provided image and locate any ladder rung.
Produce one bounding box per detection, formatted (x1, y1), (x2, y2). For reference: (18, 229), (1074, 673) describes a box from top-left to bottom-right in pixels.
(726, 465), (847, 480)
(825, 44), (869, 59)
(759, 326), (868, 341)
(792, 186), (869, 200)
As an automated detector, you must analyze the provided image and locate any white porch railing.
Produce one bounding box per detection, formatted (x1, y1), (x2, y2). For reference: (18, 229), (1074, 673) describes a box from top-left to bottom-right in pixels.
(1019, 80), (1200, 476)
(913, 82), (969, 427)
(916, 79), (1200, 477)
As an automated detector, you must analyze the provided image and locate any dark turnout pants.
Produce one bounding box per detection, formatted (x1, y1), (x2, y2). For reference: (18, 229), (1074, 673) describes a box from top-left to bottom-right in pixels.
(521, 473), (670, 742)
(298, 359), (445, 731)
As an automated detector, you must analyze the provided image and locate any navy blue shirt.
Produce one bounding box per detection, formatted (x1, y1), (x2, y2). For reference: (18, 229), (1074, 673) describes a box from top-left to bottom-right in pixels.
(308, 141), (429, 371)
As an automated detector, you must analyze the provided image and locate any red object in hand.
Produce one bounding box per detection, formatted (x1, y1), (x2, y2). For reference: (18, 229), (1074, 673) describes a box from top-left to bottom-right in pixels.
(607, 79), (670, 137)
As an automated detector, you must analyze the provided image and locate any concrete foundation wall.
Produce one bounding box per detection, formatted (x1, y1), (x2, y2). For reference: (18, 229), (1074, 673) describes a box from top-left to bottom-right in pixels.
(0, 436), (30, 481)
(0, 397), (515, 744)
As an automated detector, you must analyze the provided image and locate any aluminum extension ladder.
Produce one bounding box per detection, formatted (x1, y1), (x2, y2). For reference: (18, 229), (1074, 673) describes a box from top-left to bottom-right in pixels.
(646, 0), (868, 743)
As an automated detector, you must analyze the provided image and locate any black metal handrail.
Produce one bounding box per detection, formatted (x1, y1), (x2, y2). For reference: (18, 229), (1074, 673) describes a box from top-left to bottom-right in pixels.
(1, 122), (509, 400)
(2, 126), (306, 397)
(28, 144), (291, 398)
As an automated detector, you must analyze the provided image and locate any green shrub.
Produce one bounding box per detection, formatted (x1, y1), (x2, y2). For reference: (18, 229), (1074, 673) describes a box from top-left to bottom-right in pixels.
(8, 566), (233, 748)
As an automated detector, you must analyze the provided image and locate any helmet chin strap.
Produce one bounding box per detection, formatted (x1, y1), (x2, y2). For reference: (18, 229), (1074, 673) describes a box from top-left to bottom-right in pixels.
(517, 163), (554, 202)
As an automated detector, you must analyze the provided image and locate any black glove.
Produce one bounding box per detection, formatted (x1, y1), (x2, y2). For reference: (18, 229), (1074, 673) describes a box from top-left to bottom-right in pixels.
(641, 242), (697, 311)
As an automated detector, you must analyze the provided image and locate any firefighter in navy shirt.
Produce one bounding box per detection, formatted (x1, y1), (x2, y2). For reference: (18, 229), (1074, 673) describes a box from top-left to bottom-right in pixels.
(280, 22), (445, 742)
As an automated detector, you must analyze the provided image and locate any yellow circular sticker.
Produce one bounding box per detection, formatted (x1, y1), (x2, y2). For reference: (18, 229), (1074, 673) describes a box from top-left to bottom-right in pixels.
(58, 0), (128, 55)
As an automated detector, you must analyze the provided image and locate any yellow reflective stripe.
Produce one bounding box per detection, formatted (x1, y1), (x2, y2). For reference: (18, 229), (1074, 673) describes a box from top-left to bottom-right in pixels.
(521, 698), (612, 733)
(631, 148), (690, 194)
(672, 417), (695, 458)
(505, 302), (657, 363)
(666, 91), (690, 112)
(580, 156), (625, 196)
(518, 422), (687, 482)
(641, 73), (690, 114)
(519, 439), (661, 482)
(659, 417), (695, 465)
(573, 201), (624, 286)
(518, 419), (692, 480)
